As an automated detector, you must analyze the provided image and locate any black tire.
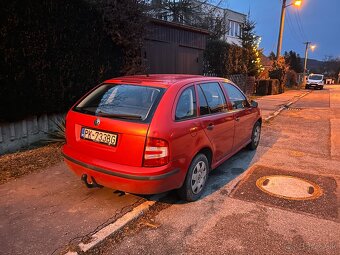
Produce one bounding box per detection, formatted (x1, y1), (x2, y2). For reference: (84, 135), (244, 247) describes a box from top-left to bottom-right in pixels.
(305, 85), (309, 89)
(178, 154), (209, 202)
(247, 121), (261, 150)
(319, 86), (324, 90)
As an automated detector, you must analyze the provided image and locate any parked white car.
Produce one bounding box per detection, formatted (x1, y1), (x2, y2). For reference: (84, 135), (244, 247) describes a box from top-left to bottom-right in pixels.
(305, 74), (324, 90)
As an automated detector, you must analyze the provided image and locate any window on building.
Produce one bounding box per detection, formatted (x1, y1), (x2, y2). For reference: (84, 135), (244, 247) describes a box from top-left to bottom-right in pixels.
(228, 20), (241, 37)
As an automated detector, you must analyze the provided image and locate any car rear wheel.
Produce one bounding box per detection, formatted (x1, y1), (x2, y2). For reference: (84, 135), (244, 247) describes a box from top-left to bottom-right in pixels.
(178, 153), (209, 202)
(305, 85), (309, 89)
(247, 121), (261, 150)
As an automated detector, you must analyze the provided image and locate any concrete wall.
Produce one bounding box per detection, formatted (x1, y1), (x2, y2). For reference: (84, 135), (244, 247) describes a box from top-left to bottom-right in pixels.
(0, 113), (65, 155)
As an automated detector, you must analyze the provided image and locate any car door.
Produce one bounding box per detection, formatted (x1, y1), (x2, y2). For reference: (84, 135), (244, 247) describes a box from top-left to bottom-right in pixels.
(222, 82), (257, 150)
(170, 85), (201, 164)
(197, 82), (235, 162)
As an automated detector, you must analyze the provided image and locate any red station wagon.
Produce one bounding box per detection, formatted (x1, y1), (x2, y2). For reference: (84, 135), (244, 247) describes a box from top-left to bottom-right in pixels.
(62, 75), (262, 201)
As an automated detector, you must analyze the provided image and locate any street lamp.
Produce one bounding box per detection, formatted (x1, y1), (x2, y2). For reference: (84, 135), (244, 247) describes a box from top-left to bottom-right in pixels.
(302, 42), (316, 85)
(276, 0), (302, 60)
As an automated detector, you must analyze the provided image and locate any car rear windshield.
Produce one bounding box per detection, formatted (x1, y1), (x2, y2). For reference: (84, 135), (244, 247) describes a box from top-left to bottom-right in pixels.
(74, 84), (165, 122)
(309, 75), (323, 80)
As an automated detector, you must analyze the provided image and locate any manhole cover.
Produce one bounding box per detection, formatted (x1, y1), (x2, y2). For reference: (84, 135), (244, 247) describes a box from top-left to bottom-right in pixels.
(256, 175), (323, 200)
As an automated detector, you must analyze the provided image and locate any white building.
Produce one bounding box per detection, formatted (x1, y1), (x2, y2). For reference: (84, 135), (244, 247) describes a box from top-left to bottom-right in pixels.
(147, 0), (246, 46)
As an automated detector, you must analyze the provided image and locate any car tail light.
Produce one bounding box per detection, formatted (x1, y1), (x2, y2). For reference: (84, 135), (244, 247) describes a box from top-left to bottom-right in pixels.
(143, 137), (169, 167)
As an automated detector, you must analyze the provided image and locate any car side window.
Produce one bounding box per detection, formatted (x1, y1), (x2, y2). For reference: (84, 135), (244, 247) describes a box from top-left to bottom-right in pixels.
(175, 86), (197, 121)
(199, 82), (228, 114)
(223, 83), (249, 110)
(197, 86), (210, 116)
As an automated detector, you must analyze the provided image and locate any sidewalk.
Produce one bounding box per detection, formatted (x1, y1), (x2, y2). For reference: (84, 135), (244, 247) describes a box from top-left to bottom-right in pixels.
(255, 89), (311, 120)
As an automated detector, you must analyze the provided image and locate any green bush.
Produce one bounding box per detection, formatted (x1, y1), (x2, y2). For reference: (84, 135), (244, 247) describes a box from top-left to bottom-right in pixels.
(257, 79), (280, 95)
(0, 0), (123, 122)
(285, 70), (298, 87)
(204, 40), (248, 77)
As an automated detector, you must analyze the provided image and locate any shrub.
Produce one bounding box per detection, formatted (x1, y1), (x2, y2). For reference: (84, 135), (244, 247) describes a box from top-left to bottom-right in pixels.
(257, 79), (280, 95)
(285, 70), (298, 87)
(204, 40), (248, 77)
(0, 0), (124, 122)
(269, 56), (288, 84)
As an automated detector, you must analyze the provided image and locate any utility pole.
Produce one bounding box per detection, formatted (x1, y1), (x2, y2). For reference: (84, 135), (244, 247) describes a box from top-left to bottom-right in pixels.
(276, 0), (287, 60)
(302, 41), (311, 85)
(276, 0), (302, 60)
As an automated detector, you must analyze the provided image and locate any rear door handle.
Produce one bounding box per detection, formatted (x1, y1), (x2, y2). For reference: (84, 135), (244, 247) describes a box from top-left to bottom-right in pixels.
(235, 117), (240, 122)
(207, 123), (214, 130)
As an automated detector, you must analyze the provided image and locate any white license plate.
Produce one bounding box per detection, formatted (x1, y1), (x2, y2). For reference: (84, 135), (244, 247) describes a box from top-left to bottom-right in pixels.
(81, 127), (117, 146)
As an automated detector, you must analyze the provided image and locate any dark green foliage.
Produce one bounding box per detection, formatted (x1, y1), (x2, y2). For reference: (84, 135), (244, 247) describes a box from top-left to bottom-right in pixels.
(0, 0), (123, 122)
(147, 0), (205, 25)
(102, 0), (147, 74)
(322, 56), (340, 78)
(44, 117), (66, 144)
(204, 40), (248, 77)
(284, 50), (303, 73)
(239, 18), (262, 77)
(285, 69), (298, 87)
(269, 56), (287, 84)
(268, 51), (276, 60)
(257, 79), (280, 95)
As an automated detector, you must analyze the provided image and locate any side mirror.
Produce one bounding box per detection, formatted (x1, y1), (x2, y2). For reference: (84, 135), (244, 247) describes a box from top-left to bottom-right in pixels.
(250, 100), (258, 108)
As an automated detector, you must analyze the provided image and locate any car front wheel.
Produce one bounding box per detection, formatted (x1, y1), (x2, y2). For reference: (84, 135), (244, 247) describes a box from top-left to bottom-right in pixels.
(247, 121), (261, 150)
(178, 153), (209, 202)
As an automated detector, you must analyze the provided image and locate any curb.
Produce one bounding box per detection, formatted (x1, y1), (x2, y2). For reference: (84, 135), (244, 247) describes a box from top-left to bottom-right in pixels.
(264, 90), (312, 122)
(65, 194), (165, 254)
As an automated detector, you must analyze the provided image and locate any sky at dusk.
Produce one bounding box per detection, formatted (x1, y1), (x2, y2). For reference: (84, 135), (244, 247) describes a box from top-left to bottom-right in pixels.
(221, 0), (340, 60)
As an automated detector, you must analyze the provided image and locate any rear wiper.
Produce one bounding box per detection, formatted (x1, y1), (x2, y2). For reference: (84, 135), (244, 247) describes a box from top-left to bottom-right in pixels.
(96, 112), (143, 120)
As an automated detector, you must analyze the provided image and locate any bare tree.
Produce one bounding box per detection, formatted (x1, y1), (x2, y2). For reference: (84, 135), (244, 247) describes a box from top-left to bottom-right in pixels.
(147, 0), (229, 39)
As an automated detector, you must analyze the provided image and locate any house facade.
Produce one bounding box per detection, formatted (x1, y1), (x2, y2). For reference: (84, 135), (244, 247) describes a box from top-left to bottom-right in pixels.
(147, 0), (246, 46)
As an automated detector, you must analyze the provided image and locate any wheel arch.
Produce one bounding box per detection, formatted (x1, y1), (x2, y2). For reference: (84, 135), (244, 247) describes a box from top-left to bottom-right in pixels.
(196, 147), (213, 171)
(257, 117), (262, 125)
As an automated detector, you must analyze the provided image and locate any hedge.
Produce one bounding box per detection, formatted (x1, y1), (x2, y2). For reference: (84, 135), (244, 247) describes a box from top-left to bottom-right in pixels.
(256, 79), (281, 95)
(204, 40), (248, 77)
(0, 0), (123, 122)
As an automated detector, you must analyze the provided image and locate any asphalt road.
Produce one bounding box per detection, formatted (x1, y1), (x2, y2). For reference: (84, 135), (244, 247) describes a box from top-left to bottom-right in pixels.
(92, 85), (340, 255)
(1, 86), (339, 255)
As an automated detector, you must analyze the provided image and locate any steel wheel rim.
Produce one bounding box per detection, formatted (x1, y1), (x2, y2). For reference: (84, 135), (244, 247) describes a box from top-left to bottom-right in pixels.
(191, 160), (207, 194)
(254, 125), (261, 145)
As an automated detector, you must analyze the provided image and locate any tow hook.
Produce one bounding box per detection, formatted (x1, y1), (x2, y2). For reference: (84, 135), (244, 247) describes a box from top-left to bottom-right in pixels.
(81, 174), (103, 189)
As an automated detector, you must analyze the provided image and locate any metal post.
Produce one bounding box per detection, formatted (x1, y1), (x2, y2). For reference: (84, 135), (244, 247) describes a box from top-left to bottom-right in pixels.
(302, 41), (310, 86)
(276, 0), (287, 60)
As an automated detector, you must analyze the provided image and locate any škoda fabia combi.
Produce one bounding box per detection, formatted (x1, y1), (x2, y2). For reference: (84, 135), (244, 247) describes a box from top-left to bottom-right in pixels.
(62, 75), (261, 201)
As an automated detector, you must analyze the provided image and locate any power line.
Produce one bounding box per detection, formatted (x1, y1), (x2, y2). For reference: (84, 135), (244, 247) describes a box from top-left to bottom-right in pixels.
(296, 9), (307, 40)
(294, 9), (307, 41)
(286, 10), (304, 43)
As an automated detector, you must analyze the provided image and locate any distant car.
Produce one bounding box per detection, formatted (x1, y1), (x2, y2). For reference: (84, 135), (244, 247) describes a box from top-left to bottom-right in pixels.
(62, 75), (262, 201)
(305, 74), (324, 90)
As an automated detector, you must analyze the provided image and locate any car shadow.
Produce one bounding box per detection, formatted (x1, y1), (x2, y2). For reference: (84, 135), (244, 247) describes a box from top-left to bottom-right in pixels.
(148, 123), (282, 204)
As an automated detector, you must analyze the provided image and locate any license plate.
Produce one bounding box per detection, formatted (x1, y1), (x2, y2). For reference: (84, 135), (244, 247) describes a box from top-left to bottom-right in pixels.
(81, 127), (117, 146)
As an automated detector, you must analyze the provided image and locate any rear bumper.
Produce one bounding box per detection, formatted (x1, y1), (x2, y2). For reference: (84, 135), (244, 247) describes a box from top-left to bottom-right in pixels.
(307, 83), (323, 87)
(62, 146), (184, 194)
